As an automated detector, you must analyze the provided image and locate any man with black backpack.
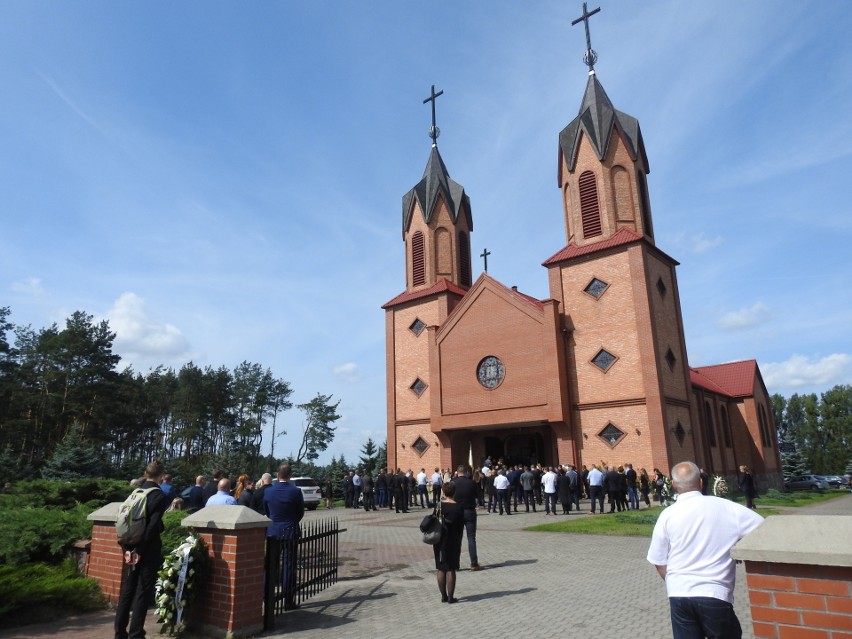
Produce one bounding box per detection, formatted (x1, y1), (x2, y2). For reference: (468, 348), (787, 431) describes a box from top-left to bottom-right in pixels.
(115, 460), (168, 639)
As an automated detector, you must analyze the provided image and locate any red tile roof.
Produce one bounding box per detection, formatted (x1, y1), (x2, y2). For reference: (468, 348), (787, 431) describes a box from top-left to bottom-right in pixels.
(382, 278), (469, 309)
(542, 227), (644, 266)
(690, 360), (758, 398)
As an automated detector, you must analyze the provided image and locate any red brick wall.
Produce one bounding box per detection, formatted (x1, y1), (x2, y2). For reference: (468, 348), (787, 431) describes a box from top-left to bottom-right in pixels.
(745, 561), (852, 639)
(87, 522), (124, 602)
(190, 527), (266, 637)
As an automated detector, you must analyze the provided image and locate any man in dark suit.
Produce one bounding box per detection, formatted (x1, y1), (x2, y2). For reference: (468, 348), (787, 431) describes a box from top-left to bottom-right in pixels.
(453, 466), (482, 570)
(604, 465), (621, 513)
(625, 464), (639, 510)
(265, 464), (305, 610)
(202, 469), (222, 505)
(393, 469), (408, 513)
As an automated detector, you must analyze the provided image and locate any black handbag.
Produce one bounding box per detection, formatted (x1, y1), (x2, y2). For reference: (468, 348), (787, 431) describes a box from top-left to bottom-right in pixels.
(420, 502), (443, 545)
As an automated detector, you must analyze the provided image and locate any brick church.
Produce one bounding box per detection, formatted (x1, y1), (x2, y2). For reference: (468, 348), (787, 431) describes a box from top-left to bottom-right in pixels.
(382, 12), (782, 489)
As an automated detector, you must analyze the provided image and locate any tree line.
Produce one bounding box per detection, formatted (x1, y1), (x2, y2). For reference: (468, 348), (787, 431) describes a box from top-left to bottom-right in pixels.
(0, 306), (342, 484)
(771, 385), (852, 478)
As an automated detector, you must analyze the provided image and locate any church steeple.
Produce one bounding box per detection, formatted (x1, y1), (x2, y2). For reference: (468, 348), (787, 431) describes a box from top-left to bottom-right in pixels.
(557, 6), (654, 247)
(401, 87), (473, 291)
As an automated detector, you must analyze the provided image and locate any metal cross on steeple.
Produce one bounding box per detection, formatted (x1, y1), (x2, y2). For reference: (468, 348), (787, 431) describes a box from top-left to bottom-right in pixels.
(423, 84), (444, 147)
(480, 248), (491, 273)
(571, 2), (601, 73)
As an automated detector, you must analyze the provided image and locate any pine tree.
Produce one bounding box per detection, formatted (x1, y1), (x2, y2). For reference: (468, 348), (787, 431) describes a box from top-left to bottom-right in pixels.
(359, 437), (379, 476)
(41, 424), (104, 481)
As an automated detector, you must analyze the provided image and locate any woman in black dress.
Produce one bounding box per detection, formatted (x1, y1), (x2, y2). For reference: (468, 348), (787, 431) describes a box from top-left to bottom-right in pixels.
(738, 465), (756, 509)
(639, 468), (651, 508)
(557, 467), (572, 514)
(434, 481), (464, 603)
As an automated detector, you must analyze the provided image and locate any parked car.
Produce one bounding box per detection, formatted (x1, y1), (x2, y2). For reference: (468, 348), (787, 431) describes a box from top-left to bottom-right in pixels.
(785, 475), (829, 491)
(291, 476), (322, 510)
(820, 475), (844, 489)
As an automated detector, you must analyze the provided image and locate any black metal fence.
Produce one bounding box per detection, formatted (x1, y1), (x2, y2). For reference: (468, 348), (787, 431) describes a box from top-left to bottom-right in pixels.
(264, 518), (343, 630)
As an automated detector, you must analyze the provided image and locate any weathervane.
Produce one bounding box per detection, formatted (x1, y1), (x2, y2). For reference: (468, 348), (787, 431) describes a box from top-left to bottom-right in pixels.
(571, 2), (601, 74)
(423, 84), (444, 146)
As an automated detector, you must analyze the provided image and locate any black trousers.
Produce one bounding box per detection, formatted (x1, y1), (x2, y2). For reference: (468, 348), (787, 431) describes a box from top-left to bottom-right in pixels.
(114, 549), (160, 639)
(589, 485), (604, 513)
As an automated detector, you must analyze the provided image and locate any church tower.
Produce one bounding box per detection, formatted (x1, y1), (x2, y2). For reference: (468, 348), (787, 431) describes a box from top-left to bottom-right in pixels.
(384, 87), (473, 471)
(544, 5), (697, 473)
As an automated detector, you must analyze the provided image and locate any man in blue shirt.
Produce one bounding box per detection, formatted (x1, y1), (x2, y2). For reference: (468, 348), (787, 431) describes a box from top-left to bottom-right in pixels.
(206, 478), (237, 506)
(265, 464), (305, 610)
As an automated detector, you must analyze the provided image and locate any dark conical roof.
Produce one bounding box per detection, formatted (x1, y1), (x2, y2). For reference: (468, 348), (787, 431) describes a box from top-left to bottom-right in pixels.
(402, 146), (472, 238)
(559, 74), (649, 173)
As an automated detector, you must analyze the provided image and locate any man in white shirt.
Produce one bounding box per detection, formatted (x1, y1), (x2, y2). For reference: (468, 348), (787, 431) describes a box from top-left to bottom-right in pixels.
(416, 468), (429, 508)
(647, 461), (763, 639)
(587, 465), (604, 514)
(493, 469), (511, 515)
(541, 466), (558, 515)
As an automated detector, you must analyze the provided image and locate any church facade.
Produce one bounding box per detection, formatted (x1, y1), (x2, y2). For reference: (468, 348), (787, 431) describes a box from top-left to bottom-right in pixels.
(383, 57), (782, 489)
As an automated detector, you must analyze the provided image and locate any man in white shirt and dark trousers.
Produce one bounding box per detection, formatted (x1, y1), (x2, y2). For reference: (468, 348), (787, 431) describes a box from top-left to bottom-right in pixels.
(647, 461), (763, 639)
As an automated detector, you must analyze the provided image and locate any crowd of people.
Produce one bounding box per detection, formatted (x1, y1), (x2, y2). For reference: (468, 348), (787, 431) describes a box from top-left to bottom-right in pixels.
(334, 460), (691, 517)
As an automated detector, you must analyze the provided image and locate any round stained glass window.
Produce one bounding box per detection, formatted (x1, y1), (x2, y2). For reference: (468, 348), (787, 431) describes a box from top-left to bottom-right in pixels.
(477, 356), (505, 389)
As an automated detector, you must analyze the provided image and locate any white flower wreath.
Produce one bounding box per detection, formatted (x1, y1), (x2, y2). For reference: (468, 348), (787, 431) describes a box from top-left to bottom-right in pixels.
(155, 535), (208, 636)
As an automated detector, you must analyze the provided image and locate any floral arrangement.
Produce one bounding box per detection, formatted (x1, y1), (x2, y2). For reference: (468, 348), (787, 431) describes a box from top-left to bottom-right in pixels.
(155, 534), (208, 636)
(661, 475), (675, 502)
(712, 475), (729, 498)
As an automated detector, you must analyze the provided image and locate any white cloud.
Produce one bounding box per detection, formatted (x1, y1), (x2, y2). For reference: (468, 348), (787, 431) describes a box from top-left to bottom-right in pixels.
(104, 293), (192, 368)
(717, 301), (772, 331)
(763, 354), (852, 391)
(333, 362), (361, 384)
(11, 277), (44, 296)
(692, 232), (723, 254)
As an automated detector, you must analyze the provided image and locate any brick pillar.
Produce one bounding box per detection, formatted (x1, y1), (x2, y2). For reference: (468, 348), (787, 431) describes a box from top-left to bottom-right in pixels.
(180, 505), (270, 639)
(744, 562), (852, 638)
(731, 515), (852, 639)
(86, 503), (124, 603)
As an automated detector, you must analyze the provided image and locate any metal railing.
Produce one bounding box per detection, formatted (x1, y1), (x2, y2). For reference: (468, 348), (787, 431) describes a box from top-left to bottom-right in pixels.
(264, 517), (343, 630)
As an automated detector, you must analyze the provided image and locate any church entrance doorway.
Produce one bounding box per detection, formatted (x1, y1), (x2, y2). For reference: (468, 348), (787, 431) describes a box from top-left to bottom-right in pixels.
(483, 432), (545, 468)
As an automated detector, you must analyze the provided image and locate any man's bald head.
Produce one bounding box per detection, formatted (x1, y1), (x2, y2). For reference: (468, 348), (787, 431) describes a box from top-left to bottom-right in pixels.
(671, 461), (701, 494)
(217, 478), (231, 493)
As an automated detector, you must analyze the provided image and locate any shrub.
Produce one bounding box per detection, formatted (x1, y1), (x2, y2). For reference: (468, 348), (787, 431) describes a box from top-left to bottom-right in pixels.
(0, 561), (105, 628)
(0, 504), (92, 566)
(161, 510), (191, 553)
(4, 478), (129, 509)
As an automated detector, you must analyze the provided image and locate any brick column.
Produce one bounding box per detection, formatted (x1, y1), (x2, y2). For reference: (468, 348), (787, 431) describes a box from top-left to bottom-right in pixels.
(731, 515), (852, 639)
(86, 503), (124, 602)
(180, 506), (270, 639)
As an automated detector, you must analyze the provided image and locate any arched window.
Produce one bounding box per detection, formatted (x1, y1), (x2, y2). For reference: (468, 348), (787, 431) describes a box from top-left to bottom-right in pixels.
(720, 406), (731, 448)
(704, 401), (717, 448)
(758, 405), (770, 448)
(435, 227), (451, 276)
(411, 231), (425, 287)
(458, 231), (471, 287)
(578, 170), (602, 239)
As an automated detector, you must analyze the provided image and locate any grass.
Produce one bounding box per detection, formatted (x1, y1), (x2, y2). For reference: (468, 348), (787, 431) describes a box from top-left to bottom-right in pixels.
(731, 489), (849, 508)
(525, 504), (782, 537)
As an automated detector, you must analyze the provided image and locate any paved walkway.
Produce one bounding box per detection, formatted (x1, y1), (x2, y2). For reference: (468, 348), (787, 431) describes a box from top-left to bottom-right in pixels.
(4, 493), (851, 639)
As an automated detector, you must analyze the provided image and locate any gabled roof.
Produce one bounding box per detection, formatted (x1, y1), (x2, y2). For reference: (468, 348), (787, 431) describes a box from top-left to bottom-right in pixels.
(381, 278), (469, 309)
(690, 360), (758, 398)
(542, 227), (643, 266)
(401, 146), (472, 238)
(437, 273), (545, 340)
(558, 74), (649, 175)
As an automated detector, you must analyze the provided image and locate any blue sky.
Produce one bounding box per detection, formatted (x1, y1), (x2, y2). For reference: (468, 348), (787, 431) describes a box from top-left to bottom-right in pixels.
(2, 1), (850, 464)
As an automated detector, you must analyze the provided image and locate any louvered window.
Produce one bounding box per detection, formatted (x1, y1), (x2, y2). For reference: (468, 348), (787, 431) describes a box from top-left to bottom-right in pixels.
(411, 231), (425, 287)
(459, 231), (471, 287)
(579, 170), (602, 239)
